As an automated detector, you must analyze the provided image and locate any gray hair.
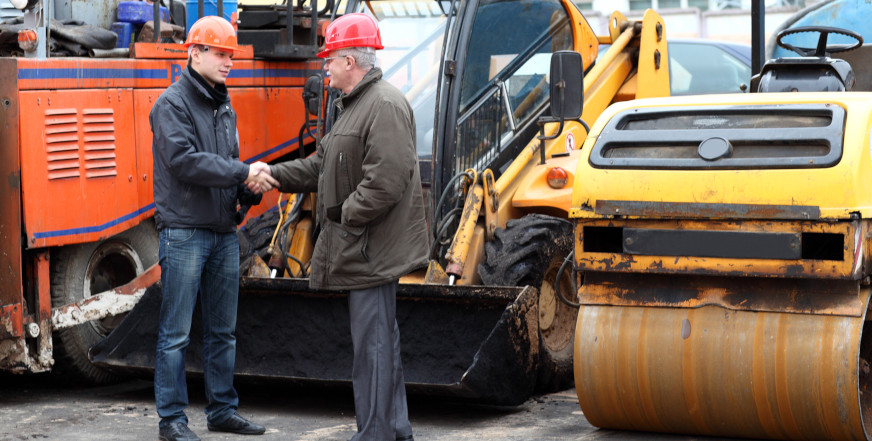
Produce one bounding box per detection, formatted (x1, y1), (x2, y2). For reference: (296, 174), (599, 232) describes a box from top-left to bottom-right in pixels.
(336, 46), (377, 70)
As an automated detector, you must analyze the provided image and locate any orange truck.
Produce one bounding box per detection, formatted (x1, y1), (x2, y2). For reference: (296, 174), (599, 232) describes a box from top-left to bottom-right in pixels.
(0, 0), (323, 382)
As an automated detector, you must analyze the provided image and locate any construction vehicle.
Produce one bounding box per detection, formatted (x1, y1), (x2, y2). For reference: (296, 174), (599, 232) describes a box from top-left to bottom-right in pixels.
(0, 0), (322, 382)
(568, 5), (872, 439)
(2, 0), (670, 405)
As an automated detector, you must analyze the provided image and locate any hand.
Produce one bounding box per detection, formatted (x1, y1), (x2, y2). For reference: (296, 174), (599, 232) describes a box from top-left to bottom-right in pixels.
(244, 162), (280, 194)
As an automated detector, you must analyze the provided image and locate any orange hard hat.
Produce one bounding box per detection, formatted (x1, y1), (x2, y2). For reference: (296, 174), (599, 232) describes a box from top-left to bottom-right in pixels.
(185, 15), (239, 52)
(317, 13), (383, 58)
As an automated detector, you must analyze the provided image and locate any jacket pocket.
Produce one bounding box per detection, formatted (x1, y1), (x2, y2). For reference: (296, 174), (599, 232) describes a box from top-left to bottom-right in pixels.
(329, 221), (370, 276)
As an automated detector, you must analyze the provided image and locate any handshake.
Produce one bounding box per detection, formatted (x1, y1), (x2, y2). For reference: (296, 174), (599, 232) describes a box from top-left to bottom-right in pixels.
(245, 161), (280, 194)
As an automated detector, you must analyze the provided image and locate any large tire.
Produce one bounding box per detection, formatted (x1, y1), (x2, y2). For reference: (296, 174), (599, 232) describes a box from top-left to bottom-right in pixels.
(50, 219), (159, 384)
(478, 214), (577, 393)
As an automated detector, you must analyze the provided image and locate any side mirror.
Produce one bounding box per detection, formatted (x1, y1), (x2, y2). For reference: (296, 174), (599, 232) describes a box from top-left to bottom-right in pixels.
(549, 50), (583, 120)
(303, 75), (323, 116)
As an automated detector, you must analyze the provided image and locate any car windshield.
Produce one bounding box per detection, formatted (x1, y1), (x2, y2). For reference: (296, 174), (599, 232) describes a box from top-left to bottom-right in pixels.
(355, 0), (451, 159)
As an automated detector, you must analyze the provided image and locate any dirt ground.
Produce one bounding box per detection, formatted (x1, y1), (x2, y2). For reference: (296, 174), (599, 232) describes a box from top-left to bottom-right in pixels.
(0, 373), (737, 441)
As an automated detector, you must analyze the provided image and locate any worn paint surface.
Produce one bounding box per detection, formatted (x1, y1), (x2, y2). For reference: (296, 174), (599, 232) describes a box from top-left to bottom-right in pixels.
(51, 263), (160, 330)
(579, 272), (865, 317)
(574, 218), (865, 280)
(574, 289), (872, 440)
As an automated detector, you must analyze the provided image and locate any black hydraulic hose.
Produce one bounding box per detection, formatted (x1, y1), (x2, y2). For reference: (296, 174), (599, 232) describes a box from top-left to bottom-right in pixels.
(429, 206), (464, 259)
(555, 251), (580, 308)
(432, 171), (474, 239)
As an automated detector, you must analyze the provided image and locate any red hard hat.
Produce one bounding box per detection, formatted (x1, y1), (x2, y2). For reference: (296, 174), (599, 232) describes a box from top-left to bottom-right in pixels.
(317, 13), (383, 58)
(185, 15), (239, 52)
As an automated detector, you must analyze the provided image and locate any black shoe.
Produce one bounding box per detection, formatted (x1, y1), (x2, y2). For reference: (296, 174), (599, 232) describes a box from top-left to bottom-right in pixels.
(158, 422), (201, 441)
(397, 436), (414, 441)
(207, 412), (266, 435)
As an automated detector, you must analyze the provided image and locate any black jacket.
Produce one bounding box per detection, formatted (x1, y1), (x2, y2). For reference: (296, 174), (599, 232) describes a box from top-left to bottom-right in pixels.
(150, 67), (249, 232)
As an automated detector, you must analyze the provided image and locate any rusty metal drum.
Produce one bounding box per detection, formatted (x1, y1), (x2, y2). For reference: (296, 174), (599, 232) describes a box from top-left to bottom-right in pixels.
(574, 288), (872, 441)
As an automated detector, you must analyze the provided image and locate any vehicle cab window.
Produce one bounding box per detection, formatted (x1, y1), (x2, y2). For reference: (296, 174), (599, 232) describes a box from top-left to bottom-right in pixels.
(456, 0), (572, 171)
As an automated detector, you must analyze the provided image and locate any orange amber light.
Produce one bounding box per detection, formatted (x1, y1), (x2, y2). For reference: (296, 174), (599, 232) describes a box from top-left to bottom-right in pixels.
(546, 167), (568, 189)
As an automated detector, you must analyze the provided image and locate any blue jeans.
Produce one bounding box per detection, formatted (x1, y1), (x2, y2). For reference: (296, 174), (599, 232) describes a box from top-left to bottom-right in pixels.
(155, 227), (240, 429)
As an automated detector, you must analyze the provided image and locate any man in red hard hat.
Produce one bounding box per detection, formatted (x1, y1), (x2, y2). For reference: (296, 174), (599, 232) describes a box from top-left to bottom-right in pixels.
(269, 12), (427, 441)
(149, 15), (276, 441)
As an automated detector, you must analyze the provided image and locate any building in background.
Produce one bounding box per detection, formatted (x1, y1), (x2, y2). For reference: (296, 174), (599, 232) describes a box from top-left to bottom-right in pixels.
(577, 0), (820, 44)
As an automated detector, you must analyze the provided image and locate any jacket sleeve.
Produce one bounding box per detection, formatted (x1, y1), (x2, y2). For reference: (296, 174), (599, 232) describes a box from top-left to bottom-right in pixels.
(342, 99), (416, 227)
(153, 98), (249, 188)
(269, 147), (321, 193)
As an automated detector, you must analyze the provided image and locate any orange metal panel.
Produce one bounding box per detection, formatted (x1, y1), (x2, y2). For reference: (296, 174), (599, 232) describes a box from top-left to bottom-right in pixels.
(234, 86), (311, 163)
(0, 58), (22, 307)
(0, 304), (23, 339)
(133, 89), (161, 217)
(131, 42), (254, 60)
(20, 89), (141, 248)
(17, 58), (323, 91)
(36, 252), (50, 322)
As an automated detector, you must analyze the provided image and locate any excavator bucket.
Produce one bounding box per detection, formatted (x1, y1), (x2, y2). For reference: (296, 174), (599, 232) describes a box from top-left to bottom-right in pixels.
(90, 278), (538, 405)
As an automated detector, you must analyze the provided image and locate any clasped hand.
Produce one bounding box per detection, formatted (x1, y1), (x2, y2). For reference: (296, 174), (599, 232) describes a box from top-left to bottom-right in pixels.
(245, 162), (280, 194)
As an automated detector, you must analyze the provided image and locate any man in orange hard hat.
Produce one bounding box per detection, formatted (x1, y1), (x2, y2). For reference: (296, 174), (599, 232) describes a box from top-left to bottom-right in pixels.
(269, 12), (427, 441)
(150, 15), (276, 441)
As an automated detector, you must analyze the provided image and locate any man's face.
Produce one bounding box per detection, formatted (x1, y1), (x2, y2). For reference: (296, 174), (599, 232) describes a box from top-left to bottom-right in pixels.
(324, 51), (352, 93)
(193, 45), (234, 87)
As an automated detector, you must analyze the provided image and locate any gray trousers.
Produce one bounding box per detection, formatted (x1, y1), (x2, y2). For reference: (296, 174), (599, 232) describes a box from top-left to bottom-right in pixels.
(348, 280), (413, 441)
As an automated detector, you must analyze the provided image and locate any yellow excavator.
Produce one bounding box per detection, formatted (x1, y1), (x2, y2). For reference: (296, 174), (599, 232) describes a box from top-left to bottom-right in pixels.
(88, 0), (669, 405)
(569, 3), (872, 439)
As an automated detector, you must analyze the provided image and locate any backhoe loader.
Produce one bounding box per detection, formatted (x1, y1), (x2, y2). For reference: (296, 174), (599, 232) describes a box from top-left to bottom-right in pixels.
(568, 10), (872, 440)
(0, 0), (670, 405)
(91, 0), (671, 405)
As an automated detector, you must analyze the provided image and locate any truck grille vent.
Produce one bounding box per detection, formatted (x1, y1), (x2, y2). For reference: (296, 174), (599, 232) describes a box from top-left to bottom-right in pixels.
(82, 108), (117, 178)
(44, 108), (118, 180)
(590, 104), (844, 169)
(44, 108), (80, 180)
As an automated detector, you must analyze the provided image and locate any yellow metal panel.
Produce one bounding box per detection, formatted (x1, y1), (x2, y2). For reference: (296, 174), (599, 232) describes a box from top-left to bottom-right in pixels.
(635, 9), (670, 99)
(571, 93), (872, 220)
(573, 219), (864, 280)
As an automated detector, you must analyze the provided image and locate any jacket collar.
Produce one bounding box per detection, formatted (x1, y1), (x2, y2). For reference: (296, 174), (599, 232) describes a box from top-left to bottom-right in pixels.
(335, 67), (382, 112)
(180, 66), (230, 106)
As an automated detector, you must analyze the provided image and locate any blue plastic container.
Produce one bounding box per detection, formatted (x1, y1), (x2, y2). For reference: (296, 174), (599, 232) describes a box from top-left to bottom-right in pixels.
(186, 0), (237, 32)
(111, 21), (135, 48)
(117, 1), (170, 25)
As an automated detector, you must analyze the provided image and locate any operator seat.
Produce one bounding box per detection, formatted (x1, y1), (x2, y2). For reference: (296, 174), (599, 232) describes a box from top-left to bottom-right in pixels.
(755, 26), (860, 93)
(756, 57), (854, 92)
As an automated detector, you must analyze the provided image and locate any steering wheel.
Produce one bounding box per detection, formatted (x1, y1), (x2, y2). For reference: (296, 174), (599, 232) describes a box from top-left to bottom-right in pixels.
(776, 26), (863, 57)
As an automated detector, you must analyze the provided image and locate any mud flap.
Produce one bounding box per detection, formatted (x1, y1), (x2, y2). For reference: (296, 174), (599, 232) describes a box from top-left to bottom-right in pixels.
(90, 279), (538, 405)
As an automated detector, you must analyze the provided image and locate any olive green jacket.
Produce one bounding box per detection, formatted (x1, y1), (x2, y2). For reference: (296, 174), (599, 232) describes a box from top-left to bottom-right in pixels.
(270, 68), (429, 290)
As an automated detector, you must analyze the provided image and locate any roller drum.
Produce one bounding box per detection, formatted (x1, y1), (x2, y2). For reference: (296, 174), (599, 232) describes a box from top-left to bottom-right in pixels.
(574, 289), (872, 440)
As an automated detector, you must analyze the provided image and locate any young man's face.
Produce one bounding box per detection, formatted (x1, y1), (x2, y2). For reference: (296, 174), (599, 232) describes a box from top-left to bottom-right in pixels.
(192, 45), (234, 87)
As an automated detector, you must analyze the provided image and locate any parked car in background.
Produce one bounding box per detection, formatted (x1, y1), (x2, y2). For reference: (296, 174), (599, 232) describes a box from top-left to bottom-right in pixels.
(667, 39), (752, 95)
(598, 38), (751, 95)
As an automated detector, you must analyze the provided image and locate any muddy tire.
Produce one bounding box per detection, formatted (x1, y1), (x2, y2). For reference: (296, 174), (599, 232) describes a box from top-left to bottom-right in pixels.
(478, 214), (576, 393)
(50, 220), (159, 384)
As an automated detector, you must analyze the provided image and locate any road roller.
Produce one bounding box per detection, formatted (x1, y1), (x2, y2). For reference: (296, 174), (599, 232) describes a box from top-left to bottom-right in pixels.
(569, 26), (872, 440)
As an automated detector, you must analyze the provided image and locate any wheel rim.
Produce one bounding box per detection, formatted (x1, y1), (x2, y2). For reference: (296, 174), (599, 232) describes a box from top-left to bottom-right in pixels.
(539, 257), (575, 353)
(83, 240), (143, 336)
